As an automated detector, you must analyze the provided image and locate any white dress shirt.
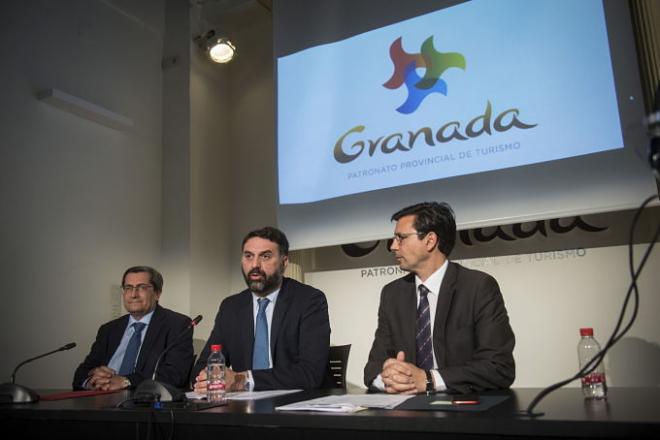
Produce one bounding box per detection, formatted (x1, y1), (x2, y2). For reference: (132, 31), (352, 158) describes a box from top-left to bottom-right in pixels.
(373, 260), (449, 392)
(245, 288), (280, 390)
(108, 309), (155, 373)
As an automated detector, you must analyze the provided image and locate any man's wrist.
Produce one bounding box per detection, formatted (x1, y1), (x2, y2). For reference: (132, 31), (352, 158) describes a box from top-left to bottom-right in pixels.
(413, 367), (429, 393)
(121, 377), (131, 389)
(245, 370), (255, 391)
(424, 370), (434, 394)
(430, 369), (446, 392)
(82, 377), (93, 390)
(372, 374), (386, 391)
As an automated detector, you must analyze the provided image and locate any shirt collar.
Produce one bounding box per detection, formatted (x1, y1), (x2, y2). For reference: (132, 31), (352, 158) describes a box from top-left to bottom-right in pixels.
(251, 288), (280, 306)
(415, 259), (449, 296)
(128, 307), (156, 326)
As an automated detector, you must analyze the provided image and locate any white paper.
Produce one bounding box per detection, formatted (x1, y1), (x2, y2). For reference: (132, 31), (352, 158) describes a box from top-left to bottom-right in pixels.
(225, 389), (303, 400)
(275, 394), (414, 412)
(277, 402), (365, 413)
(185, 389), (302, 401)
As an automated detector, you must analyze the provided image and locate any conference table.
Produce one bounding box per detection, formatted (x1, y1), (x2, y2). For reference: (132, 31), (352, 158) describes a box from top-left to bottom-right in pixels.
(1, 387), (658, 439)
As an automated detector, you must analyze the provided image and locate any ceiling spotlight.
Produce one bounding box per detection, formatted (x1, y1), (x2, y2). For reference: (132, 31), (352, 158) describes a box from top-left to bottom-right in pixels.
(208, 36), (236, 63)
(195, 30), (236, 64)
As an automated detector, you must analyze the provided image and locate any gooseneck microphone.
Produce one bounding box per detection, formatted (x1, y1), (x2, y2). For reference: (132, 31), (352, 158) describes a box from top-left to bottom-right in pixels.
(0, 342), (77, 404)
(133, 315), (202, 403)
(151, 315), (202, 381)
(10, 343), (76, 384)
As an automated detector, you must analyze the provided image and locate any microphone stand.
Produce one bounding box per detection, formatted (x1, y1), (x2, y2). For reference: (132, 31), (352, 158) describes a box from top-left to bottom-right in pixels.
(0, 383), (39, 404)
(0, 343), (77, 404)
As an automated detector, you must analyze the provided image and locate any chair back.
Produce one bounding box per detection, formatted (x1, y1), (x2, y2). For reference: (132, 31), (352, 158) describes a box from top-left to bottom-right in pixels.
(322, 344), (351, 388)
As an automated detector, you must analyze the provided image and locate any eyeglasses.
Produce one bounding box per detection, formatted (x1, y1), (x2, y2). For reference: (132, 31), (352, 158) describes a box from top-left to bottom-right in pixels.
(121, 284), (153, 294)
(392, 231), (426, 243)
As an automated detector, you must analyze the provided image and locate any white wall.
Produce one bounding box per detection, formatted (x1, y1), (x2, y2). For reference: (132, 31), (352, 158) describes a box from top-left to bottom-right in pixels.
(187, 3), (277, 346)
(224, 9), (278, 295)
(0, 0), (276, 387)
(160, 0), (193, 321)
(308, 244), (660, 389)
(0, 0), (166, 388)
(188, 43), (233, 343)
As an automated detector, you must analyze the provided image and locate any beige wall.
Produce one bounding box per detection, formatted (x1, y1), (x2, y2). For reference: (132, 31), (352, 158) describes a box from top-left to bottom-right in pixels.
(0, 0), (166, 388)
(188, 44), (233, 341)
(187, 4), (276, 343)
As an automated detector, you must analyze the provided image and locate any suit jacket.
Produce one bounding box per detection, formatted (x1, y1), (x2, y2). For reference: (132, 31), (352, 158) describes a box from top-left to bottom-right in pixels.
(364, 262), (515, 393)
(72, 304), (194, 390)
(191, 277), (331, 390)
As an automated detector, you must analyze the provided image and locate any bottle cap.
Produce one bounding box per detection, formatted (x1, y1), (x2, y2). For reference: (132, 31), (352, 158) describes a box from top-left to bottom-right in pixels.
(579, 328), (594, 336)
(211, 344), (222, 351)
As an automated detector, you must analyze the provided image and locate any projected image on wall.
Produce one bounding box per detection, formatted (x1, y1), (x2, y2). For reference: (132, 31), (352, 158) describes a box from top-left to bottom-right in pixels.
(277, 0), (623, 204)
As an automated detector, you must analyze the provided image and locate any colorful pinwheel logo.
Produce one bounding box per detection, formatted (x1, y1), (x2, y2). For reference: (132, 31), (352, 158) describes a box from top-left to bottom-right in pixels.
(384, 36), (466, 114)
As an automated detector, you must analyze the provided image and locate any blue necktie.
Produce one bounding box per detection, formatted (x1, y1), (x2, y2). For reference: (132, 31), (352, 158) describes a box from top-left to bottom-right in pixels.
(118, 322), (146, 376)
(252, 298), (270, 370)
(415, 285), (433, 370)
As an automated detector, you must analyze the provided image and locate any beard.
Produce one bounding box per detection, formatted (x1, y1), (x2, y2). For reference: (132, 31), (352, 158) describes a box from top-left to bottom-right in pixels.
(243, 265), (284, 296)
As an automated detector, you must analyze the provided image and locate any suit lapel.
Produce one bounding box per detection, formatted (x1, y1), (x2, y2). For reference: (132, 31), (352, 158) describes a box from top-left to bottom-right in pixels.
(433, 262), (457, 367)
(269, 278), (292, 360)
(108, 315), (130, 364)
(239, 291), (255, 368)
(135, 305), (163, 371)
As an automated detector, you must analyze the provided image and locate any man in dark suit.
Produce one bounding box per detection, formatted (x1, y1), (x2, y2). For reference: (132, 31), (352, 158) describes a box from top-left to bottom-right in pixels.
(364, 202), (515, 394)
(73, 266), (194, 391)
(192, 227), (330, 391)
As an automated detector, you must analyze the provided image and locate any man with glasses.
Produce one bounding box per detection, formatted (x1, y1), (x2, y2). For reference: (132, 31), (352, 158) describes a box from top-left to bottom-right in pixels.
(364, 202), (515, 394)
(191, 226), (330, 392)
(73, 266), (194, 391)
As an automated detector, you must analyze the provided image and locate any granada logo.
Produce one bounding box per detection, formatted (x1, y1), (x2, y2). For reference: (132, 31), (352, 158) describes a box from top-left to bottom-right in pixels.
(331, 35), (537, 164)
(332, 101), (537, 164)
(384, 36), (466, 114)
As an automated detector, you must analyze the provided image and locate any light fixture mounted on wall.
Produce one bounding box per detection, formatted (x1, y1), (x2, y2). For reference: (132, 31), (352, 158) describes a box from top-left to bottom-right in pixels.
(195, 29), (236, 64)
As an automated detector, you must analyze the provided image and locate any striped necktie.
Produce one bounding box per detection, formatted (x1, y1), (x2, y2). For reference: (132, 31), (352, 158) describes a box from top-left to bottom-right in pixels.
(415, 285), (433, 370)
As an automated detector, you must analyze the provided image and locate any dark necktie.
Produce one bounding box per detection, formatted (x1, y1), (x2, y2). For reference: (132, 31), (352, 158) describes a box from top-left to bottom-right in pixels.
(252, 298), (270, 370)
(118, 322), (146, 376)
(415, 285), (433, 370)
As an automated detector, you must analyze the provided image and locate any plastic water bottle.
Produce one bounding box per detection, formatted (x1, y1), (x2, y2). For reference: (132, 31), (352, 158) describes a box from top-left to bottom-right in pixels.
(207, 344), (226, 403)
(577, 328), (607, 399)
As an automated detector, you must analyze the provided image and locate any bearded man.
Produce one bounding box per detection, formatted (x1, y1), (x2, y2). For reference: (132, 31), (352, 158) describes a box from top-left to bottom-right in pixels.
(191, 227), (331, 391)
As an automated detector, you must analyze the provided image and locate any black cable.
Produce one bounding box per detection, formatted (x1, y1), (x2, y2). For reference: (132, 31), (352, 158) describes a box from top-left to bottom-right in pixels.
(522, 193), (660, 417)
(146, 408), (153, 440)
(168, 408), (175, 440)
(579, 195), (660, 389)
(115, 397), (137, 408)
(148, 407), (174, 440)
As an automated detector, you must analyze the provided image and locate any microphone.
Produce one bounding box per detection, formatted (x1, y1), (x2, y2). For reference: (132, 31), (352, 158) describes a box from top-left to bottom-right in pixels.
(151, 315), (202, 381)
(133, 315), (202, 403)
(0, 342), (77, 404)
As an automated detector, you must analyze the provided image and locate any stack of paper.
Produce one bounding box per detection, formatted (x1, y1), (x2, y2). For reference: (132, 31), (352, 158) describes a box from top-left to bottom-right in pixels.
(275, 394), (414, 413)
(226, 389), (302, 400)
(185, 389), (302, 401)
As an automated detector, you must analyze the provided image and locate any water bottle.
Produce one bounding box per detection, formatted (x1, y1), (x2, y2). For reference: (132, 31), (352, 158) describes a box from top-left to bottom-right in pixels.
(577, 328), (607, 399)
(207, 344), (226, 403)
